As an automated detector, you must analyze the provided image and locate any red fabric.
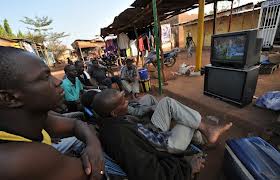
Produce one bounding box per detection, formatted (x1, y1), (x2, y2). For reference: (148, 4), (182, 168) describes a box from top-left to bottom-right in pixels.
(139, 37), (145, 52)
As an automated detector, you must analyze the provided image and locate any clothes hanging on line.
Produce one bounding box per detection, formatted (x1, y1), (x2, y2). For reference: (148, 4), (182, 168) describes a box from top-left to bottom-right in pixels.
(130, 40), (138, 57)
(138, 34), (150, 52)
(105, 39), (118, 53)
(117, 33), (130, 50)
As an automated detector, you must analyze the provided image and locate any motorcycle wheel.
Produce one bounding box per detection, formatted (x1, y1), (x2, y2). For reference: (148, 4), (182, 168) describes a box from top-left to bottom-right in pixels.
(164, 57), (176, 67)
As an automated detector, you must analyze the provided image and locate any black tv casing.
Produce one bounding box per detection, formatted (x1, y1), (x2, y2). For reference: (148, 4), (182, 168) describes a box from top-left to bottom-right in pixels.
(210, 29), (262, 69)
(204, 65), (260, 107)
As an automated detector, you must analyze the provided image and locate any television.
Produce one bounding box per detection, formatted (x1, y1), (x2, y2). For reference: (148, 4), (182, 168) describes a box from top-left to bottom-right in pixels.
(204, 65), (260, 107)
(211, 29), (262, 69)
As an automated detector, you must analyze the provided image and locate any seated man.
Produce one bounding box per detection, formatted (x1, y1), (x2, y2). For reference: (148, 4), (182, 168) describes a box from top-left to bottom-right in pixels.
(92, 89), (232, 179)
(88, 60), (123, 90)
(0, 46), (104, 179)
(75, 60), (97, 87)
(61, 64), (84, 112)
(75, 60), (107, 90)
(121, 58), (140, 99)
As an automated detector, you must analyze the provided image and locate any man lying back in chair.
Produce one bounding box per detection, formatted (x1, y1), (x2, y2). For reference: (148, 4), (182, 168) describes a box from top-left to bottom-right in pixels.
(92, 89), (232, 180)
(0, 46), (104, 180)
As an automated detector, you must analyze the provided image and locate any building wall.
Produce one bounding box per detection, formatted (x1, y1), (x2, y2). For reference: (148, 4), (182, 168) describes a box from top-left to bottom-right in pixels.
(161, 13), (198, 49)
(182, 9), (260, 47)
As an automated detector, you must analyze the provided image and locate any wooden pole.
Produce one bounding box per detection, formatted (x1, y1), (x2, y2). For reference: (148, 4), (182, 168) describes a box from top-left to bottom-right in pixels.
(134, 26), (141, 66)
(152, 0), (162, 94)
(228, 0), (234, 32)
(79, 46), (85, 61)
(213, 0), (218, 35)
(195, 0), (205, 72)
(158, 21), (166, 83)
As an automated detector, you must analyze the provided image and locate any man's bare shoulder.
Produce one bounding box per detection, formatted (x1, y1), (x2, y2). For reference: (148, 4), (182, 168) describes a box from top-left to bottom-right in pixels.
(0, 142), (86, 180)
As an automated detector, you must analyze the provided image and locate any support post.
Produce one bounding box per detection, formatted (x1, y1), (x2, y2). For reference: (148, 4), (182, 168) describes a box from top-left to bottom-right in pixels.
(195, 0), (205, 72)
(228, 0), (234, 32)
(78, 46), (85, 61)
(134, 26), (141, 66)
(158, 22), (166, 83)
(152, 0), (162, 94)
(213, 0), (218, 35)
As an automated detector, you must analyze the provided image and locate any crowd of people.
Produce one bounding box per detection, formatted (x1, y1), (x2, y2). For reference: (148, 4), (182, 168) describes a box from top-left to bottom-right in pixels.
(0, 46), (232, 180)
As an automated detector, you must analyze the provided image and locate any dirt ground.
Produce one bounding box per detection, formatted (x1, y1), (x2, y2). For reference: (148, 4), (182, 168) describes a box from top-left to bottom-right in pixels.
(152, 50), (280, 180)
(52, 50), (280, 180)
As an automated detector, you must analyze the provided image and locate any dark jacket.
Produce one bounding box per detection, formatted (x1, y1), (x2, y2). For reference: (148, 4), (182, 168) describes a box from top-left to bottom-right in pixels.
(99, 117), (192, 180)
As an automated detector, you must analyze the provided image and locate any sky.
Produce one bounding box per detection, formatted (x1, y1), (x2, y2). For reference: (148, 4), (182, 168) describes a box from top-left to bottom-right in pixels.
(0, 0), (262, 48)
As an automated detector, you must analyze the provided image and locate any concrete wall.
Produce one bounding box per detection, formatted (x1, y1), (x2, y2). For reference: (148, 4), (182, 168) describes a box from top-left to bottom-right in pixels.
(161, 13), (198, 49)
(182, 9), (260, 47)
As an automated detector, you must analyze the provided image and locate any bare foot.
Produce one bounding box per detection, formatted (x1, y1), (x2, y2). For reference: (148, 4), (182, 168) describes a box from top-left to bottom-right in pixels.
(205, 122), (233, 144)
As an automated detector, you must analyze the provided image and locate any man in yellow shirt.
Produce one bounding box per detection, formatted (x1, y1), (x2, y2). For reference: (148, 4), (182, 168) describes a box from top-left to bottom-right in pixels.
(0, 46), (104, 180)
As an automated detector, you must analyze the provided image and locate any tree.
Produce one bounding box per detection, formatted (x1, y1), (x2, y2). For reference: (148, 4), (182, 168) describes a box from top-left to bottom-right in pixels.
(21, 16), (53, 34)
(47, 32), (69, 59)
(21, 16), (69, 60)
(20, 16), (53, 44)
(0, 24), (7, 38)
(17, 30), (25, 39)
(3, 19), (14, 38)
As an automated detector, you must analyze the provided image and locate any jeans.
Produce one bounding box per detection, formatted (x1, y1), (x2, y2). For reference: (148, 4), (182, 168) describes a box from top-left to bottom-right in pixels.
(128, 94), (158, 117)
(151, 97), (202, 151)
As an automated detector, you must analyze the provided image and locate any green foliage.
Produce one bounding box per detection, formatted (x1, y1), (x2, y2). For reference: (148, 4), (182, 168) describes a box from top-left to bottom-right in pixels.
(21, 16), (53, 34)
(0, 24), (7, 38)
(25, 31), (47, 44)
(3, 19), (14, 37)
(17, 30), (25, 39)
(0, 19), (15, 39)
(48, 32), (69, 42)
(18, 16), (69, 60)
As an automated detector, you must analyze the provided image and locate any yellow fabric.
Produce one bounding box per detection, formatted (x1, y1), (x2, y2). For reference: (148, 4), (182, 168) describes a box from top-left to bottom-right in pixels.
(126, 48), (132, 57)
(0, 130), (52, 145)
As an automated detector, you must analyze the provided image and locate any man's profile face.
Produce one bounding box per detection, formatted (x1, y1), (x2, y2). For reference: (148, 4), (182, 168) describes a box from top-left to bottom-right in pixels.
(16, 52), (64, 111)
(112, 91), (128, 117)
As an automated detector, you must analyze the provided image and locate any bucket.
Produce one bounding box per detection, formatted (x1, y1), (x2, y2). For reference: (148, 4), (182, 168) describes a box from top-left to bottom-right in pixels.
(138, 68), (149, 80)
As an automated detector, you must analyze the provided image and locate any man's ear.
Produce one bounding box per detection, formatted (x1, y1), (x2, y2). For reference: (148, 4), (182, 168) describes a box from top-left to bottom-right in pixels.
(0, 90), (24, 108)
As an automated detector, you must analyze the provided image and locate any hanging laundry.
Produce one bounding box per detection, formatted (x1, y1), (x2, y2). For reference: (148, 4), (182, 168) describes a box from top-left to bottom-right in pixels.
(117, 33), (130, 50)
(139, 36), (145, 52)
(130, 40), (138, 57)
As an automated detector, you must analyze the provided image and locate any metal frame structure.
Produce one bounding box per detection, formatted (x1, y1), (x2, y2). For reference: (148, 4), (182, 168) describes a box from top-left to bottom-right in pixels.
(258, 0), (280, 49)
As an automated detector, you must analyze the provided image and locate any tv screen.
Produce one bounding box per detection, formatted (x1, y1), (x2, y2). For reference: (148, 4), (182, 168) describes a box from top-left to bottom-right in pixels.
(213, 35), (246, 61)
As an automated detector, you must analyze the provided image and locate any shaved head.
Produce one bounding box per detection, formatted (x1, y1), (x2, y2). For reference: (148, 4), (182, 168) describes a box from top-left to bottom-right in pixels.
(92, 89), (128, 117)
(92, 89), (120, 117)
(0, 46), (43, 90)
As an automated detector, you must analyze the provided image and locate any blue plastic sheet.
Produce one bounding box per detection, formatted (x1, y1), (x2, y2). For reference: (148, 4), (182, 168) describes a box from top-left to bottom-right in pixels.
(227, 137), (280, 180)
(256, 91), (280, 111)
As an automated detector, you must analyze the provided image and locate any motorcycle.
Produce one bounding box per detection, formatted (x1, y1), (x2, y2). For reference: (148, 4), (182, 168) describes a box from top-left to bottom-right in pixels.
(144, 48), (180, 68)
